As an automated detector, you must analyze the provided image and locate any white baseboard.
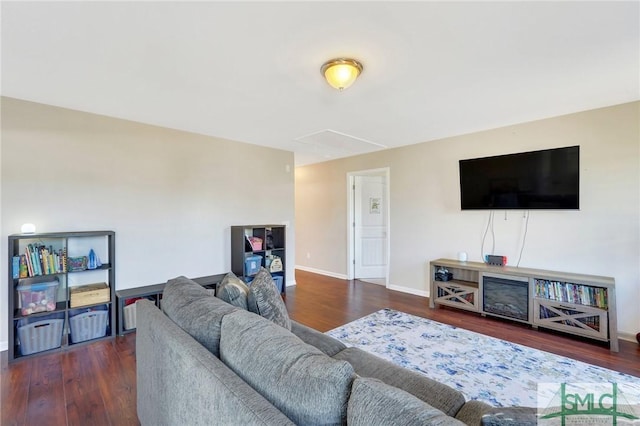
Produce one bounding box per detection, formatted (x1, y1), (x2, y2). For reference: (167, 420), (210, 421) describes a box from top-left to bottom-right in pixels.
(295, 267), (429, 299)
(618, 331), (638, 343)
(295, 265), (348, 280)
(286, 279), (296, 287)
(387, 284), (429, 298)
(0, 341), (7, 352)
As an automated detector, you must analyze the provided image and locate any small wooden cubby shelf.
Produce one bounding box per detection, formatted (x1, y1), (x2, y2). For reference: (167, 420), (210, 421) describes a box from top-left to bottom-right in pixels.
(115, 274), (225, 336)
(429, 258), (619, 352)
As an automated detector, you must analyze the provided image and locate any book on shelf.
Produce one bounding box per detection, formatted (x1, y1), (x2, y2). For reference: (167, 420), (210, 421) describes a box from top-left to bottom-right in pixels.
(19, 255), (28, 278)
(12, 256), (20, 279)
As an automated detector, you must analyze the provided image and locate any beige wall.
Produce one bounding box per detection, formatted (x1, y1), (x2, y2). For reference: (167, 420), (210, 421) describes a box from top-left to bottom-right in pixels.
(0, 97), (295, 347)
(295, 102), (640, 338)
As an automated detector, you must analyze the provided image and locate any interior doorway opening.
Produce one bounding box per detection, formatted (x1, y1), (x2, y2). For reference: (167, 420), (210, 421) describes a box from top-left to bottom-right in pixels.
(347, 168), (390, 286)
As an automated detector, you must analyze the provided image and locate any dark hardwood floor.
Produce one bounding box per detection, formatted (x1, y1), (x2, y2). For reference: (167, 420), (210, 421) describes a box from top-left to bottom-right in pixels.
(2, 269), (639, 425)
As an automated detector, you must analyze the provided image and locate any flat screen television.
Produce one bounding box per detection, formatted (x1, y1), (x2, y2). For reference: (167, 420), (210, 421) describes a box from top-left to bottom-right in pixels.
(459, 146), (579, 210)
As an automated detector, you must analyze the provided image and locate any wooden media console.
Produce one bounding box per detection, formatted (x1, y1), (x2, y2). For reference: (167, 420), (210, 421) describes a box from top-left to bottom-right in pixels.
(429, 258), (618, 352)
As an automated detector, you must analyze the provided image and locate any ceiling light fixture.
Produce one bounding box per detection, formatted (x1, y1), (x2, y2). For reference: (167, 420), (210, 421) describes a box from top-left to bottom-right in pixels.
(321, 58), (363, 91)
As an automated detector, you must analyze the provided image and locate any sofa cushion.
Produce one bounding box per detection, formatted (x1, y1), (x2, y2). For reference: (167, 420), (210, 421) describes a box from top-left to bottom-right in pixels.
(247, 267), (291, 330)
(479, 406), (539, 426)
(217, 272), (250, 310)
(347, 377), (465, 426)
(220, 310), (355, 425)
(333, 346), (466, 417)
(291, 320), (347, 357)
(454, 400), (495, 425)
(162, 276), (237, 357)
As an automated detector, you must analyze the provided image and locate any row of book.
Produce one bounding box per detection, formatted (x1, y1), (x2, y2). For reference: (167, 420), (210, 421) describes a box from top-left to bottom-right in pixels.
(538, 305), (601, 331)
(12, 244), (68, 278)
(534, 279), (608, 309)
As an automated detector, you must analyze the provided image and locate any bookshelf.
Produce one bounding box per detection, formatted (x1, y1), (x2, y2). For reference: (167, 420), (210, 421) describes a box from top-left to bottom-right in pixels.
(8, 231), (116, 362)
(429, 259), (618, 352)
(231, 225), (286, 295)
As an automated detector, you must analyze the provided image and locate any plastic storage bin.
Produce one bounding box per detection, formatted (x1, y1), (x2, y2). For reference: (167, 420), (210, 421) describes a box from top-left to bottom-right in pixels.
(69, 305), (108, 343)
(17, 312), (64, 355)
(272, 276), (284, 293)
(17, 279), (59, 316)
(244, 255), (262, 276)
(123, 303), (137, 330)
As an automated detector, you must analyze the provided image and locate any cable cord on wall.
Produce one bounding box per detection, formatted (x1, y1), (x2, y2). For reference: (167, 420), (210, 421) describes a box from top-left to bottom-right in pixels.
(481, 210), (495, 261)
(516, 210), (530, 267)
(491, 211), (495, 254)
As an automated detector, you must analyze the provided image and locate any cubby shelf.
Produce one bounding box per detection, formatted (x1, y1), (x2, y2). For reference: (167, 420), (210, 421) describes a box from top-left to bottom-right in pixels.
(8, 231), (116, 362)
(115, 274), (224, 335)
(231, 225), (286, 295)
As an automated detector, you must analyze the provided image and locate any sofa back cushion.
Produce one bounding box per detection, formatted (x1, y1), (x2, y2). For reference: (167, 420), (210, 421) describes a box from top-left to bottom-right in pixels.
(220, 310), (355, 425)
(333, 346), (466, 417)
(162, 276), (237, 357)
(290, 321), (347, 357)
(347, 377), (465, 426)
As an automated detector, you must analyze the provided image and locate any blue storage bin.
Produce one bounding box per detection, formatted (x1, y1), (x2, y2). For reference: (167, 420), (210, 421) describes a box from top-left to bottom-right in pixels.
(244, 255), (262, 276)
(272, 276), (284, 293)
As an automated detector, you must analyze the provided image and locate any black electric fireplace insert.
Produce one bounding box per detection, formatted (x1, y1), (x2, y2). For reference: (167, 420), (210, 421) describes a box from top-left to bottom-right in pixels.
(482, 273), (530, 321)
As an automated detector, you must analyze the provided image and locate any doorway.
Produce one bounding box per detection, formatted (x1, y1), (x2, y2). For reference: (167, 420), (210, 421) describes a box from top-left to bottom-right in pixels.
(347, 168), (390, 286)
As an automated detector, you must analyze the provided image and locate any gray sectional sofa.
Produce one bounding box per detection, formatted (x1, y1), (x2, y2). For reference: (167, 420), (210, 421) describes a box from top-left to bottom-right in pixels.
(136, 274), (535, 425)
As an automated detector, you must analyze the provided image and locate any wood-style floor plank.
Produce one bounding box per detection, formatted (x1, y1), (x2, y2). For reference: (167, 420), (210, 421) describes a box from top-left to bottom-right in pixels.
(87, 339), (138, 426)
(1, 270), (638, 425)
(1, 350), (29, 426)
(25, 354), (66, 425)
(62, 345), (109, 426)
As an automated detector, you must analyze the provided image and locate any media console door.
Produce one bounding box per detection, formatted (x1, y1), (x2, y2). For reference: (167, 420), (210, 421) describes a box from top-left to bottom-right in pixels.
(429, 259), (618, 352)
(533, 299), (608, 341)
(433, 281), (479, 312)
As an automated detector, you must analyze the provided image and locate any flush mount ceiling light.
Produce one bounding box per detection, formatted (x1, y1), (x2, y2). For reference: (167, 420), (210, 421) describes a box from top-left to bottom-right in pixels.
(321, 58), (363, 91)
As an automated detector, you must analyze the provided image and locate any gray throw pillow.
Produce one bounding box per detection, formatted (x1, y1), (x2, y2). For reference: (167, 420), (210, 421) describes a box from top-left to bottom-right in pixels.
(162, 276), (237, 357)
(220, 310), (355, 425)
(217, 272), (250, 310)
(347, 377), (464, 426)
(247, 267), (291, 330)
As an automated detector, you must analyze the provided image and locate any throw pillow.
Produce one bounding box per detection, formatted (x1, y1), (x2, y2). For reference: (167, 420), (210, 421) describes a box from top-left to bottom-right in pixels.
(220, 310), (355, 425)
(247, 267), (291, 330)
(217, 271), (250, 310)
(347, 377), (464, 426)
(162, 276), (236, 357)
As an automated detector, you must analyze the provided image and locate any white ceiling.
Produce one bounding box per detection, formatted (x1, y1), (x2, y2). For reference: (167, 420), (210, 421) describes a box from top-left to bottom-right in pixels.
(2, 1), (638, 166)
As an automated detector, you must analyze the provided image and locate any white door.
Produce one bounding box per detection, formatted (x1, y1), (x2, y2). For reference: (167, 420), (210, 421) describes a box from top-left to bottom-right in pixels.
(354, 175), (388, 280)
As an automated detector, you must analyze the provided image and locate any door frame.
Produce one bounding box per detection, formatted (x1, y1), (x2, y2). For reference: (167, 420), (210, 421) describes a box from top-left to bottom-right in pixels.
(347, 167), (391, 284)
